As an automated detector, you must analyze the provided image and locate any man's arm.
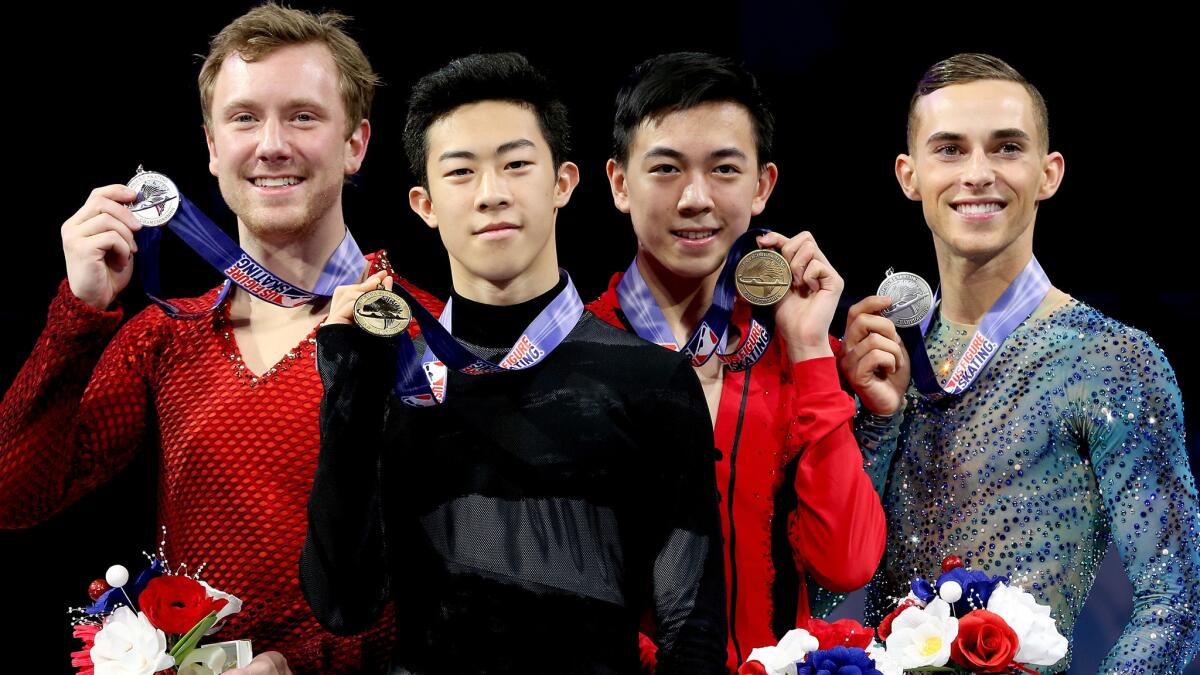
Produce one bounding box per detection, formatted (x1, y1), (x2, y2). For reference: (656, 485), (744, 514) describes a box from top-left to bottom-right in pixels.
(300, 275), (401, 635)
(1090, 330), (1199, 672)
(646, 360), (728, 675)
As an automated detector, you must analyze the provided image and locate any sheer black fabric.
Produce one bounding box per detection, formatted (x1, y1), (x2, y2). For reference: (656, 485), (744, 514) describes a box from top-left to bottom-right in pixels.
(301, 293), (726, 675)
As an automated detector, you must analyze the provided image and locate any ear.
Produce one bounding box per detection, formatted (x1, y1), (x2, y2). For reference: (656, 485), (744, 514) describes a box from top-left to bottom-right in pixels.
(409, 185), (437, 230)
(552, 161), (581, 208)
(750, 162), (779, 216)
(606, 158), (631, 214)
(205, 125), (219, 177)
(344, 119), (371, 175)
(895, 153), (921, 201)
(1037, 151), (1065, 200)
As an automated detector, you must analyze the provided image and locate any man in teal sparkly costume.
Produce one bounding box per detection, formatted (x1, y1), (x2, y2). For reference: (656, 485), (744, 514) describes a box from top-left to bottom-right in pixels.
(839, 53), (1199, 673)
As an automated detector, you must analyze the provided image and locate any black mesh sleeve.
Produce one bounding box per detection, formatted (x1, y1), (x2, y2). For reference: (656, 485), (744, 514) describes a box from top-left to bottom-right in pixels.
(646, 360), (728, 675)
(300, 323), (395, 636)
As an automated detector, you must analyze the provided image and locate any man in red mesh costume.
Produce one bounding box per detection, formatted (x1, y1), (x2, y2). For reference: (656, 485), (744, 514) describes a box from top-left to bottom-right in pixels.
(0, 4), (439, 673)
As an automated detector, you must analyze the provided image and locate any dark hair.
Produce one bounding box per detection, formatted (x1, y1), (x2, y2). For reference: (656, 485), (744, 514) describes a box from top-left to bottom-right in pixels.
(612, 52), (774, 168)
(403, 52), (571, 186)
(908, 53), (1049, 151)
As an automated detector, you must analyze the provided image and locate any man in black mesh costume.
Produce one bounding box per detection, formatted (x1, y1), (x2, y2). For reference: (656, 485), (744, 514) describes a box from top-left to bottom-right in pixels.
(300, 52), (728, 674)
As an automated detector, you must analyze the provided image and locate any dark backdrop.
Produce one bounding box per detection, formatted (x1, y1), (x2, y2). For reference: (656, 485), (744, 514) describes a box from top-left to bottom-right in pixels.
(2, 3), (1194, 672)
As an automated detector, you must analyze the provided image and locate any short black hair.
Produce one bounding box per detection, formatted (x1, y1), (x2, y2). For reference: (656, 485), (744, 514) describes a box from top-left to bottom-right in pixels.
(612, 52), (774, 168)
(403, 52), (571, 187)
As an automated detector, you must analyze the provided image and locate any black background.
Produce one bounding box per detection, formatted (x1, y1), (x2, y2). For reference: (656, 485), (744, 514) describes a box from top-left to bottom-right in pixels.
(2, 2), (1195, 672)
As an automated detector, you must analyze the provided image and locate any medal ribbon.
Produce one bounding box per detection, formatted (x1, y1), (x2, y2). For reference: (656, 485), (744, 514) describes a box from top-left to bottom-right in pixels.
(902, 256), (1051, 399)
(385, 271), (584, 407)
(133, 190), (364, 319)
(616, 228), (777, 372)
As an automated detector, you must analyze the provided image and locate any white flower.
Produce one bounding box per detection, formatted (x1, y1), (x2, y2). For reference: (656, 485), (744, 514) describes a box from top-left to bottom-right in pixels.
(884, 598), (958, 668)
(744, 628), (819, 675)
(90, 606), (176, 675)
(986, 583), (1068, 665)
(178, 644), (232, 675)
(197, 580), (243, 633)
(865, 640), (904, 675)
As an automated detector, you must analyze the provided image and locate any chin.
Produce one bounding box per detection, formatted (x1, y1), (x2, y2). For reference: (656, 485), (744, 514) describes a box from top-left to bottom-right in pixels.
(241, 212), (316, 240)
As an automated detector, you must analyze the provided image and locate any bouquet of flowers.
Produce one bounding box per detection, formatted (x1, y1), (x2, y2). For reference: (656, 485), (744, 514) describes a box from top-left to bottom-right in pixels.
(739, 555), (1068, 675)
(68, 533), (250, 675)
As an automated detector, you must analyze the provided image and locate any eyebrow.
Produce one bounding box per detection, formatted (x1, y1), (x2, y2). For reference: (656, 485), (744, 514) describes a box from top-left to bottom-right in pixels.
(220, 98), (326, 114)
(926, 129), (1033, 145)
(642, 146), (749, 161)
(438, 138), (537, 162)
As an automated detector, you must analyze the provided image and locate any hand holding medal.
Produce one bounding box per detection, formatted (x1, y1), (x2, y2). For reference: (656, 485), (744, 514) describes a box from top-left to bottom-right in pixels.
(840, 292), (912, 417)
(750, 231), (843, 363)
(60, 183), (145, 310)
(325, 270), (400, 329)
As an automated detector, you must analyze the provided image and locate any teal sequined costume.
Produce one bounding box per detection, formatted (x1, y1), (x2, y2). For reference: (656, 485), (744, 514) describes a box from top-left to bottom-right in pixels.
(857, 298), (1198, 673)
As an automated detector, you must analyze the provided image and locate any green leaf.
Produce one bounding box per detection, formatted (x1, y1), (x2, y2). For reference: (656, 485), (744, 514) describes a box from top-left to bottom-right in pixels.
(169, 611), (219, 664)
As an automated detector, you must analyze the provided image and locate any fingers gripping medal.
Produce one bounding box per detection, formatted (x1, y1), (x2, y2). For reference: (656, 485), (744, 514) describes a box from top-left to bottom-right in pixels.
(354, 284), (412, 337)
(877, 267), (933, 328)
(735, 249), (792, 306)
(126, 166), (180, 227)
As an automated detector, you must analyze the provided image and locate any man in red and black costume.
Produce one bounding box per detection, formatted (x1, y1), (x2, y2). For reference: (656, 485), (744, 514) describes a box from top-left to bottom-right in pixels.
(586, 52), (886, 672)
(0, 4), (439, 673)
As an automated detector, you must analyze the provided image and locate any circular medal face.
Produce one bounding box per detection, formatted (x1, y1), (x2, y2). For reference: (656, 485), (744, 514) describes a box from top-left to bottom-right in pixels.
(877, 271), (933, 328)
(353, 288), (412, 337)
(735, 249), (792, 306)
(125, 168), (180, 227)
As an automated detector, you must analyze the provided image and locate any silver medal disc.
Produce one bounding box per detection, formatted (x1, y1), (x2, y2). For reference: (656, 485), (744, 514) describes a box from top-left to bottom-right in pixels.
(126, 166), (180, 227)
(877, 269), (933, 329)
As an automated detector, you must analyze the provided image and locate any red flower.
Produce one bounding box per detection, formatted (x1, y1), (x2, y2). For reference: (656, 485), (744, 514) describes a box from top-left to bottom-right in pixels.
(70, 622), (100, 675)
(876, 598), (919, 641)
(138, 575), (228, 634)
(737, 661), (769, 675)
(950, 609), (1020, 673)
(805, 617), (874, 649)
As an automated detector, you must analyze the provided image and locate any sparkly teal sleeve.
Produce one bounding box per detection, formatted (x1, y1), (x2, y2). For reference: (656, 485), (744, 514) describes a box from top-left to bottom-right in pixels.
(1084, 329), (1200, 673)
(853, 403), (904, 498)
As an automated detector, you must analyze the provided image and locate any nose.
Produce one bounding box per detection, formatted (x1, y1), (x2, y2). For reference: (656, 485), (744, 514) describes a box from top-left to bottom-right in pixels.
(256, 117), (291, 163)
(475, 168), (512, 212)
(677, 173), (714, 217)
(961, 147), (995, 189)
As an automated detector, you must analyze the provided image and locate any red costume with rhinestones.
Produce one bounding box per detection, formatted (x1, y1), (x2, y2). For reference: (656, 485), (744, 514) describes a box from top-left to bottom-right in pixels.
(588, 272), (886, 673)
(0, 252), (441, 673)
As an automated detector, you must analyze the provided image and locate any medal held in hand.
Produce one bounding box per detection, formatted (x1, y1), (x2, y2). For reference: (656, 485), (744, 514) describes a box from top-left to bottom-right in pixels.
(354, 285), (412, 337)
(877, 268), (933, 328)
(735, 249), (792, 306)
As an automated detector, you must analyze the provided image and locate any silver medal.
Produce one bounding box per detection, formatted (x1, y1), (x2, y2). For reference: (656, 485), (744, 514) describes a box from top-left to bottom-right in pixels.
(877, 268), (933, 328)
(126, 165), (180, 227)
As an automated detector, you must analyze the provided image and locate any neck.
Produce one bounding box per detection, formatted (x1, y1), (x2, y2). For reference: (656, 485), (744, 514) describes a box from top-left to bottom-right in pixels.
(449, 235), (561, 306)
(450, 275), (567, 347)
(934, 240), (1033, 325)
(636, 249), (720, 345)
(237, 219), (348, 293)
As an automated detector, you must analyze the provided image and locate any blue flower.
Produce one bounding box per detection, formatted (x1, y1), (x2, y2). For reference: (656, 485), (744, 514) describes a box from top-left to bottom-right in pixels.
(911, 577), (936, 604)
(85, 559), (165, 614)
(936, 566), (1008, 616)
(796, 646), (882, 675)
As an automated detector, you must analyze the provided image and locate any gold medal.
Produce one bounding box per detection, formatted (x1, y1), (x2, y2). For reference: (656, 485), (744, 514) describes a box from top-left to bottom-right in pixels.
(353, 287), (411, 337)
(735, 249), (792, 306)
